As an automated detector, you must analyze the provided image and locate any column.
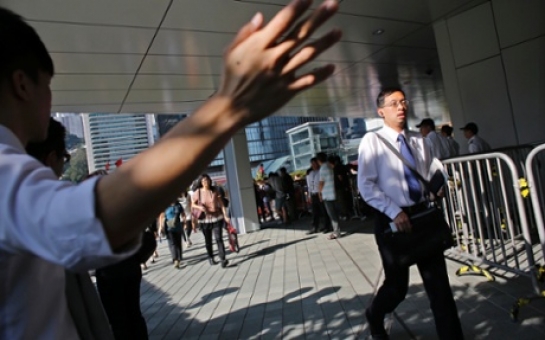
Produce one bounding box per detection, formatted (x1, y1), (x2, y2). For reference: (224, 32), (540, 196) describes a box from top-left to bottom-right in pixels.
(223, 129), (260, 234)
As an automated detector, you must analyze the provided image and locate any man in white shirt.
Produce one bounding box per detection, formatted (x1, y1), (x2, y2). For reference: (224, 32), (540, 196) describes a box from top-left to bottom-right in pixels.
(441, 125), (460, 157)
(317, 152), (340, 239)
(0, 2), (341, 338)
(460, 122), (491, 154)
(358, 87), (463, 339)
(416, 118), (452, 159)
(306, 157), (331, 234)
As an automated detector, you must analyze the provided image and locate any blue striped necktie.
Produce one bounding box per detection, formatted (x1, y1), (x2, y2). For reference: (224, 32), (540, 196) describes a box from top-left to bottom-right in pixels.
(397, 134), (421, 203)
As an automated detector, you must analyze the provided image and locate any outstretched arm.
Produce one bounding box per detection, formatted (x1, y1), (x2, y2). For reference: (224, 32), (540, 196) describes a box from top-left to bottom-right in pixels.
(96, 0), (341, 249)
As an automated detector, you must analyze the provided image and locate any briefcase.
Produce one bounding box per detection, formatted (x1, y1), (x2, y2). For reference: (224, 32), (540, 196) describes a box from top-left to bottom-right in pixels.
(386, 207), (453, 267)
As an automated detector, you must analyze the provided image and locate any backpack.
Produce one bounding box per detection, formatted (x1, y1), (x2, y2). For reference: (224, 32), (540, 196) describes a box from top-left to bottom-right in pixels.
(165, 203), (182, 230)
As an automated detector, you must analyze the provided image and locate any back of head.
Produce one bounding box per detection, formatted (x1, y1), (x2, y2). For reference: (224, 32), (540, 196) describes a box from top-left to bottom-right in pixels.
(316, 152), (327, 163)
(26, 118), (66, 163)
(441, 125), (453, 136)
(0, 7), (54, 86)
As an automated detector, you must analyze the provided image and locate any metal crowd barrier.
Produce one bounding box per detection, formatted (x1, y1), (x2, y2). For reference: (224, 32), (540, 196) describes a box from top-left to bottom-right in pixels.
(441, 152), (544, 320)
(516, 143), (545, 319)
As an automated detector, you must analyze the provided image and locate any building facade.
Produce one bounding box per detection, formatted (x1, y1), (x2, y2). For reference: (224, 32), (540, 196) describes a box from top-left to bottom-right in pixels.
(52, 113), (84, 138)
(82, 113), (155, 172)
(155, 114), (329, 170)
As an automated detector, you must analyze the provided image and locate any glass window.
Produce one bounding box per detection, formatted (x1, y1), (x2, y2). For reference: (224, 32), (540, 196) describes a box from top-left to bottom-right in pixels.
(293, 140), (311, 156)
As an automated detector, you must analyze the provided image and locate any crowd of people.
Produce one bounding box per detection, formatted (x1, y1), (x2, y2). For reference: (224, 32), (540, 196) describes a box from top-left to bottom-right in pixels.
(0, 1), (342, 339)
(0, 0), (500, 338)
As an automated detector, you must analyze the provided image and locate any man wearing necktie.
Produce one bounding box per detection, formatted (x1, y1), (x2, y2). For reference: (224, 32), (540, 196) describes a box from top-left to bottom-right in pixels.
(357, 88), (463, 340)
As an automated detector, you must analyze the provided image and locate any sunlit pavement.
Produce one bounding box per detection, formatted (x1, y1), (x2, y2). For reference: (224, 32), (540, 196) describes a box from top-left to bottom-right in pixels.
(140, 216), (545, 340)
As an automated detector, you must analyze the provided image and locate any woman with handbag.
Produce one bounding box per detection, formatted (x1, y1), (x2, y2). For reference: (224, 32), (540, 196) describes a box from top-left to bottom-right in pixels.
(192, 174), (230, 268)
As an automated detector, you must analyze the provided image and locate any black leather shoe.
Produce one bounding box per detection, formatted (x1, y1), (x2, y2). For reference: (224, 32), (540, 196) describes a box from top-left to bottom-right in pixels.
(221, 260), (229, 268)
(365, 308), (389, 340)
(208, 258), (217, 266)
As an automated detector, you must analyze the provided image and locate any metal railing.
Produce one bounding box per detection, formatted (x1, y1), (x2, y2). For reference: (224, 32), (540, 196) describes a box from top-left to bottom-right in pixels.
(441, 151), (544, 320)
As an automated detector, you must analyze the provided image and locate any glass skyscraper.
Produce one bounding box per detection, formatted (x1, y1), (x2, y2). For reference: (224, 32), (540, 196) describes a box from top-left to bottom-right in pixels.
(82, 113), (155, 172)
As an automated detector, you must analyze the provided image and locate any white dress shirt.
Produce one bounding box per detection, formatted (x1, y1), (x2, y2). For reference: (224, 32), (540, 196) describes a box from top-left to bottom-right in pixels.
(319, 164), (336, 201)
(306, 169), (320, 194)
(0, 125), (137, 339)
(468, 134), (491, 154)
(426, 131), (451, 159)
(357, 125), (433, 220)
(446, 136), (460, 157)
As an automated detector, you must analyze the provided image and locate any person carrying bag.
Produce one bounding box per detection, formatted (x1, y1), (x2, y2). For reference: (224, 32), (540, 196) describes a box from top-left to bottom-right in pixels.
(192, 174), (230, 268)
(358, 87), (463, 340)
(163, 201), (184, 269)
(376, 133), (453, 267)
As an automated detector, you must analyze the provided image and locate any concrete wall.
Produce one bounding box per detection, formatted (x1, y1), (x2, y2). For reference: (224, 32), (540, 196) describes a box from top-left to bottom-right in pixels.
(433, 0), (545, 153)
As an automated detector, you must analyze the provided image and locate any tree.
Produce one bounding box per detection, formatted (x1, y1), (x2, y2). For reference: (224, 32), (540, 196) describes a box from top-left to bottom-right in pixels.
(62, 148), (88, 183)
(65, 133), (83, 150)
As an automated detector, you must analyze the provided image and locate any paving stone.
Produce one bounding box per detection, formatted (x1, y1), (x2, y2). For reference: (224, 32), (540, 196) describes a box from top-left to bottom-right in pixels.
(139, 217), (545, 339)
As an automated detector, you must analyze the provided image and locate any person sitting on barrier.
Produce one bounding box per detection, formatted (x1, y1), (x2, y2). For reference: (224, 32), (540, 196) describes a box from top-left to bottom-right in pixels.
(0, 1), (341, 337)
(460, 122), (491, 154)
(358, 87), (464, 339)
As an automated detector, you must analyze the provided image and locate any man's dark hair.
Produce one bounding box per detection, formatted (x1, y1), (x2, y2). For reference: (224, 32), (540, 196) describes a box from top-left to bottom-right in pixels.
(0, 7), (54, 84)
(441, 125), (453, 136)
(327, 155), (336, 164)
(376, 87), (405, 108)
(310, 157), (317, 163)
(26, 118), (66, 163)
(316, 152), (327, 163)
(279, 167), (287, 174)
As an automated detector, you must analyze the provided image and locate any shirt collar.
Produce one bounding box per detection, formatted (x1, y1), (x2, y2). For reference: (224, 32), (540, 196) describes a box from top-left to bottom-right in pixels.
(0, 124), (26, 153)
(380, 124), (407, 142)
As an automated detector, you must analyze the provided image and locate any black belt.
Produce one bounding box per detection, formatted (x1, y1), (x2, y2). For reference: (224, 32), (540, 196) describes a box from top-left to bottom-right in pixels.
(401, 202), (429, 215)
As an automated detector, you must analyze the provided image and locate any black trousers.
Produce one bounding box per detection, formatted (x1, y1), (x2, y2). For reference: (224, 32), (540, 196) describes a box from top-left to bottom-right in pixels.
(181, 224), (192, 242)
(96, 259), (148, 340)
(166, 229), (183, 261)
(201, 220), (226, 260)
(370, 212), (464, 340)
(310, 194), (331, 231)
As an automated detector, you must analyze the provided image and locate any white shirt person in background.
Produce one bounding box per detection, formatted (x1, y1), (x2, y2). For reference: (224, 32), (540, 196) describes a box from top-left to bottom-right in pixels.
(0, 1), (342, 338)
(440, 124), (460, 157)
(416, 117), (452, 159)
(460, 122), (491, 154)
(357, 87), (464, 339)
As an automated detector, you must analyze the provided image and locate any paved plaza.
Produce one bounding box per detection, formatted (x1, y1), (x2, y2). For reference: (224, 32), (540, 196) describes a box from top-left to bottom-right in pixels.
(140, 217), (545, 339)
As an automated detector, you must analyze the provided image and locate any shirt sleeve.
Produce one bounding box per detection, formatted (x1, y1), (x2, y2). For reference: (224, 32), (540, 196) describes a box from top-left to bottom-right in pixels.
(357, 133), (402, 220)
(319, 167), (325, 182)
(0, 149), (138, 272)
(468, 141), (478, 154)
